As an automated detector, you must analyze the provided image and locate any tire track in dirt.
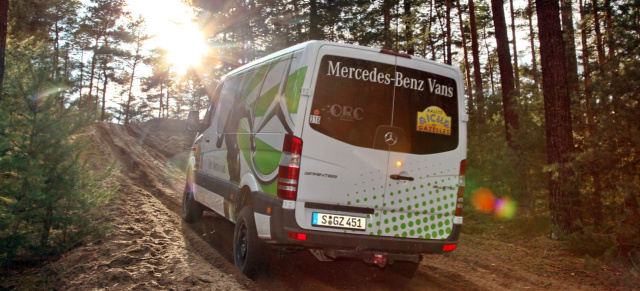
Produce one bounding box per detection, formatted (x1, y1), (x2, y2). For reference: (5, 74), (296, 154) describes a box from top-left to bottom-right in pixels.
(78, 123), (259, 290)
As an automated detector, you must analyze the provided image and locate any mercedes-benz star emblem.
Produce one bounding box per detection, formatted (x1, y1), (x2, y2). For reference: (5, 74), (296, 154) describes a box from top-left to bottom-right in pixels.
(384, 132), (398, 146)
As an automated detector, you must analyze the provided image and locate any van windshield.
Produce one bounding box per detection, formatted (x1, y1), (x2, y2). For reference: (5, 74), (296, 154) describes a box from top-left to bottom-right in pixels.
(309, 55), (459, 155)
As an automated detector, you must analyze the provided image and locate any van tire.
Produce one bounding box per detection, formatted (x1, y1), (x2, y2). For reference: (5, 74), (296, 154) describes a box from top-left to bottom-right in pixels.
(233, 207), (264, 278)
(182, 178), (203, 223)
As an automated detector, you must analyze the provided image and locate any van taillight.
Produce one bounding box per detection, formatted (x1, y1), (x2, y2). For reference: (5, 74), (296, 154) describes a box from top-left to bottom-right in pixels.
(277, 134), (303, 200)
(456, 160), (466, 216)
(443, 244), (457, 252)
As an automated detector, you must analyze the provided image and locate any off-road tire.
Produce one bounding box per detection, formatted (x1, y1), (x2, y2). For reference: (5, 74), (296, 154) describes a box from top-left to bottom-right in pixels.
(233, 207), (265, 278)
(182, 173), (203, 223)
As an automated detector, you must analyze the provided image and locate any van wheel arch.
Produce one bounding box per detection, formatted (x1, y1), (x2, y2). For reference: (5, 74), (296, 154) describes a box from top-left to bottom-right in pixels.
(235, 186), (253, 219)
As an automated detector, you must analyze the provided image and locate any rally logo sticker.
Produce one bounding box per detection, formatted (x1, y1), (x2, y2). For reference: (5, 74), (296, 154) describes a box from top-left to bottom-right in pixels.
(417, 106), (452, 135)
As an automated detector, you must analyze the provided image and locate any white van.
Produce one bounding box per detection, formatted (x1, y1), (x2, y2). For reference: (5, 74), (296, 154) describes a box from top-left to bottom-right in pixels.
(184, 41), (467, 277)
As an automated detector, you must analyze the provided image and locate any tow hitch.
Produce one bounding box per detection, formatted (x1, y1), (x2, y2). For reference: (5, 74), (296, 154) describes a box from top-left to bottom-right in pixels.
(320, 248), (420, 268)
(373, 252), (388, 268)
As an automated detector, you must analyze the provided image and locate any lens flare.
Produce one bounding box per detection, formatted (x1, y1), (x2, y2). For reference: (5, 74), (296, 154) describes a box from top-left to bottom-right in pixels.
(471, 187), (495, 213)
(494, 198), (517, 219)
(471, 188), (517, 219)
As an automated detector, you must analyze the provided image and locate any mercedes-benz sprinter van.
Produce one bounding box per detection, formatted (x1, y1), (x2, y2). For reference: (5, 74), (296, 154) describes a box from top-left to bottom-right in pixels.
(184, 41), (467, 277)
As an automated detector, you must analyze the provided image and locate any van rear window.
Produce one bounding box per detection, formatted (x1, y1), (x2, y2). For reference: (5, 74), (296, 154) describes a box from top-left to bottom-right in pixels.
(309, 55), (459, 155)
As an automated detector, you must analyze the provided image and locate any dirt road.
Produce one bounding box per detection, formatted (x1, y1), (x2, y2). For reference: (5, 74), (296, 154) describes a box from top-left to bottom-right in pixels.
(49, 120), (623, 290)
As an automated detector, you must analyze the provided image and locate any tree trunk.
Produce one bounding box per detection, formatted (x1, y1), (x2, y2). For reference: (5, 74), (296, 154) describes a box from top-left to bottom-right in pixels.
(383, 0), (393, 50)
(160, 83), (164, 118)
(491, 0), (520, 148)
(592, 0), (605, 69)
(509, 0), (520, 92)
(125, 62), (138, 125)
(446, 0), (452, 65)
(309, 0), (321, 40)
(469, 0), (484, 119)
(428, 0), (436, 60)
(101, 66), (108, 122)
(404, 0), (415, 55)
(40, 206), (53, 247)
(579, 0), (602, 224)
(87, 37), (99, 109)
(561, 0), (579, 94)
(579, 0), (594, 128)
(485, 31), (496, 95)
(536, 0), (581, 237)
(527, 0), (540, 86)
(603, 0), (614, 61)
(457, 0), (473, 106)
(0, 0), (9, 102)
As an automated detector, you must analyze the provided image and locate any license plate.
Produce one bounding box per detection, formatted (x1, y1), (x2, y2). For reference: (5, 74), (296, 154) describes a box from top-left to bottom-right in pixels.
(312, 212), (366, 231)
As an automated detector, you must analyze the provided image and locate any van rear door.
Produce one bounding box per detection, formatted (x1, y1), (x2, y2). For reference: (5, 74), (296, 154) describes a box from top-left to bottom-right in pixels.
(297, 45), (463, 240)
(378, 57), (462, 240)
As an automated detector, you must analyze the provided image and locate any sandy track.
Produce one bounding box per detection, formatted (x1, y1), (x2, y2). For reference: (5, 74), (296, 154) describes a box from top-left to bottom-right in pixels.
(49, 119), (621, 290)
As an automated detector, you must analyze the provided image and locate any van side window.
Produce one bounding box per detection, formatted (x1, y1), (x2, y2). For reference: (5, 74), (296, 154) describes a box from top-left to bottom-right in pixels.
(254, 54), (294, 130)
(224, 72), (256, 134)
(201, 85), (222, 128)
(216, 76), (242, 135)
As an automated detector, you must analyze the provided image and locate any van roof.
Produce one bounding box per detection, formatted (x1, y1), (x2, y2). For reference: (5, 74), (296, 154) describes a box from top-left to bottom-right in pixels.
(224, 41), (462, 80)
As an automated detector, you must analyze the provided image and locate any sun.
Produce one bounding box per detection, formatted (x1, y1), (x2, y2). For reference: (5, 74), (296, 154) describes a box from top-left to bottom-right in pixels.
(124, 0), (209, 73)
(162, 23), (209, 72)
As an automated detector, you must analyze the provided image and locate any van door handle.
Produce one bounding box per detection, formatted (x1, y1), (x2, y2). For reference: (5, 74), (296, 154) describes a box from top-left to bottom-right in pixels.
(205, 139), (210, 143)
(390, 174), (414, 181)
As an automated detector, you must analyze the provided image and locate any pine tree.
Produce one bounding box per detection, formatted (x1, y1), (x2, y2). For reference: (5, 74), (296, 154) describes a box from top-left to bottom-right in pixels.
(536, 0), (581, 237)
(491, 0), (519, 148)
(1, 30), (111, 265)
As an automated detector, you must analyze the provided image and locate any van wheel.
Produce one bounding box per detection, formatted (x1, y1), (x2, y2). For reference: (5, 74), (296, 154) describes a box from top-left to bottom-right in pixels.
(182, 187), (203, 223)
(234, 207), (264, 278)
(389, 260), (420, 278)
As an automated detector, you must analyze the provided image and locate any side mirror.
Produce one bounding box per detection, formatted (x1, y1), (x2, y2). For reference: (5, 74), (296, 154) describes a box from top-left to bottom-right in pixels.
(186, 111), (200, 132)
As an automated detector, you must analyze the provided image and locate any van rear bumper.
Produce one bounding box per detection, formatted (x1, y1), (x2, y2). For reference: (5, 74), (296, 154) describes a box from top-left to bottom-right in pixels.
(253, 192), (461, 254)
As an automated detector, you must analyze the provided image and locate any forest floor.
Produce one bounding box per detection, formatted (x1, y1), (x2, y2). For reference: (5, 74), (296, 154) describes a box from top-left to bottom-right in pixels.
(1, 119), (638, 290)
